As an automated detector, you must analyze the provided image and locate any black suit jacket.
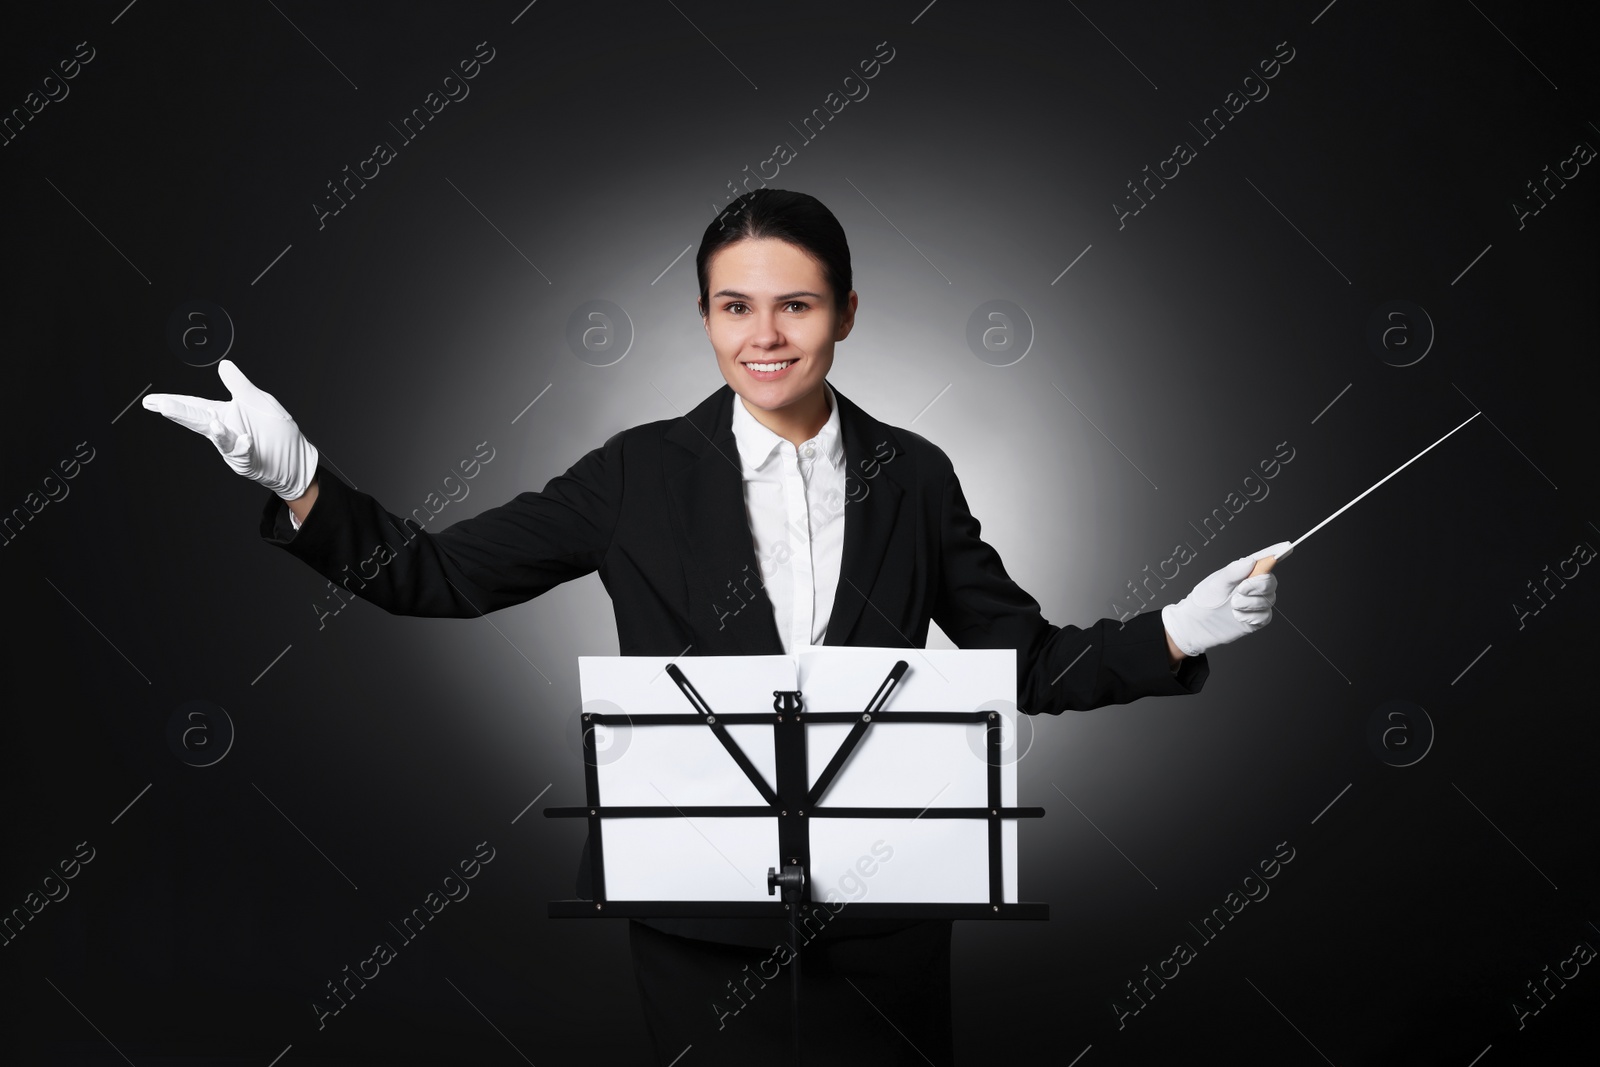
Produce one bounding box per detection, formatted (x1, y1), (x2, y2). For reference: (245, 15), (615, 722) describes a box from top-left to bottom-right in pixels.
(260, 381), (1208, 945)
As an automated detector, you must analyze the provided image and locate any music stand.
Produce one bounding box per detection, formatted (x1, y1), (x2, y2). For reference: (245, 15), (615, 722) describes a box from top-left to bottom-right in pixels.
(546, 647), (1048, 1064)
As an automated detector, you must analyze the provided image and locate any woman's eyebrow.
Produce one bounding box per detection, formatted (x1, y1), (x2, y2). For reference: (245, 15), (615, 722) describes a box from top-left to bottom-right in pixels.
(711, 289), (824, 301)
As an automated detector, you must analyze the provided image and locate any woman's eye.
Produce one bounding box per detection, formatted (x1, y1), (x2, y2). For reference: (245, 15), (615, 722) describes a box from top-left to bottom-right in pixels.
(723, 301), (807, 314)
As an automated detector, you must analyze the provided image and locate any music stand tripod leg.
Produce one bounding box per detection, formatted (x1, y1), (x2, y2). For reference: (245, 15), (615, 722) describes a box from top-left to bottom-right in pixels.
(768, 863), (806, 1065)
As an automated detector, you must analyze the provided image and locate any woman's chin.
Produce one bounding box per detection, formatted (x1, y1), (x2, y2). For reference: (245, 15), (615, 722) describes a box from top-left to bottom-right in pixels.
(738, 381), (814, 411)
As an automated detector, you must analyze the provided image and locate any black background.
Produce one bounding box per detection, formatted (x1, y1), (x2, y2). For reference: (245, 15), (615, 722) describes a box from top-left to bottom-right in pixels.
(1, 1), (1595, 1064)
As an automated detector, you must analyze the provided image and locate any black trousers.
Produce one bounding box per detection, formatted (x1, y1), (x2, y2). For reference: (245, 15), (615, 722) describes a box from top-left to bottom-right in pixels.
(628, 918), (955, 1066)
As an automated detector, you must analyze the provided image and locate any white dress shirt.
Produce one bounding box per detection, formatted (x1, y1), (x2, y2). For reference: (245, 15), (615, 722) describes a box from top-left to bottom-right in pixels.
(730, 381), (847, 654)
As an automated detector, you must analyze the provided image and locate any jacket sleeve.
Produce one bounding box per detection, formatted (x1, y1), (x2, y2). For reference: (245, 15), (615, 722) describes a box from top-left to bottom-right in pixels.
(258, 434), (623, 619)
(928, 460), (1208, 715)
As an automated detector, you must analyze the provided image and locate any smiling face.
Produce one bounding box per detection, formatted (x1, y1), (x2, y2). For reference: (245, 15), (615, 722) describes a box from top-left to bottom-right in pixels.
(699, 237), (857, 441)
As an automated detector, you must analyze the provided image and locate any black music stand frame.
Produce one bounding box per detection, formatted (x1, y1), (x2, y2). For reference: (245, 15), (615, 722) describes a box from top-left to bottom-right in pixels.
(546, 658), (1047, 1065)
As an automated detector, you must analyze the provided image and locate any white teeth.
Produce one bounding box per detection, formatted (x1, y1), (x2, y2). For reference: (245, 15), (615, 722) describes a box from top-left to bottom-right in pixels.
(746, 360), (794, 372)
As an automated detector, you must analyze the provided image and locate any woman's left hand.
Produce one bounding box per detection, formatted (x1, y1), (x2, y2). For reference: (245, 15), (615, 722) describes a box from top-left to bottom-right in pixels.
(1161, 541), (1293, 658)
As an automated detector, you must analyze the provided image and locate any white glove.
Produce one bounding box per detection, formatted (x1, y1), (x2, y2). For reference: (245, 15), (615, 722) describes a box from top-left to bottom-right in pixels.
(143, 359), (319, 501)
(1160, 541), (1292, 657)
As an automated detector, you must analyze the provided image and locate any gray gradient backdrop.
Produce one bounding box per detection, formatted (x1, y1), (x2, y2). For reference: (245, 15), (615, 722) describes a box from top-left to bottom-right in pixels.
(2, 1), (1596, 1064)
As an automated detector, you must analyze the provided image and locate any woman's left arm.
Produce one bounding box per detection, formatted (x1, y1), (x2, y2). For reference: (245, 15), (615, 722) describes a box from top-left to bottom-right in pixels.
(928, 460), (1209, 716)
(1165, 630), (1187, 671)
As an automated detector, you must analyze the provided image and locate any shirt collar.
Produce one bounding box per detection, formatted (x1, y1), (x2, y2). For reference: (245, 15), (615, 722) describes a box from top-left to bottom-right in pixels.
(730, 380), (843, 474)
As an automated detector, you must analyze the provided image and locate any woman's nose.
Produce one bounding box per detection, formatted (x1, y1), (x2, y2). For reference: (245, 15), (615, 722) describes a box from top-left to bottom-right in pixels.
(750, 310), (783, 343)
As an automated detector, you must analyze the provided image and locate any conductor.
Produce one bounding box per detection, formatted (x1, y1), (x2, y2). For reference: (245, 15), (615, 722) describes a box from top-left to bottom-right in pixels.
(145, 188), (1288, 1065)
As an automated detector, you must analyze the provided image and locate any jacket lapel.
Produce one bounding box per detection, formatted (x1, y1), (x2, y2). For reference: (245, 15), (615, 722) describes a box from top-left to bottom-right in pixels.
(663, 382), (907, 654)
(664, 386), (784, 655)
(821, 386), (905, 647)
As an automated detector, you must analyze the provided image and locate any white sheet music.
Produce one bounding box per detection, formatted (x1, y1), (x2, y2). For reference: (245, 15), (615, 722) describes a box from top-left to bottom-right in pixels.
(576, 648), (1020, 904)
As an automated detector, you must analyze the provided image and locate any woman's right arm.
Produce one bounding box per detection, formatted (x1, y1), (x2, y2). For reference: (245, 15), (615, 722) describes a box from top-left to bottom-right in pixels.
(148, 359), (623, 619)
(260, 440), (623, 619)
(286, 479), (318, 526)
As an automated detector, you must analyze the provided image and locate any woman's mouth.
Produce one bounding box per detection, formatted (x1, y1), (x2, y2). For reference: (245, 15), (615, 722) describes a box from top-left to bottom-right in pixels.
(742, 358), (797, 380)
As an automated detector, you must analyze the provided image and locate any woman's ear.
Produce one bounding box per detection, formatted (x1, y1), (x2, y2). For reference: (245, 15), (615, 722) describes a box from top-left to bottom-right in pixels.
(834, 290), (859, 341)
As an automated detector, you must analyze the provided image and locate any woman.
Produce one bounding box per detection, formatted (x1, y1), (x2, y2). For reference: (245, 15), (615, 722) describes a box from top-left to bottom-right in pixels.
(145, 188), (1287, 1064)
